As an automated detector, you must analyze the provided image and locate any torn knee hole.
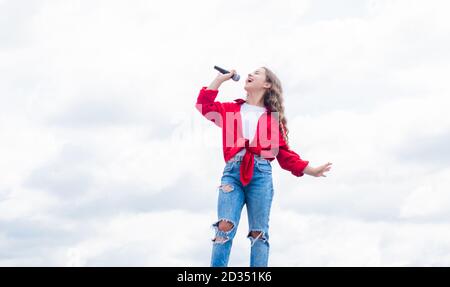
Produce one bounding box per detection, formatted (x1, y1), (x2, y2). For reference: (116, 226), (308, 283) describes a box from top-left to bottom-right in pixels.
(248, 231), (267, 245)
(250, 231), (263, 239)
(219, 183), (234, 193)
(211, 219), (235, 244)
(212, 236), (229, 243)
(218, 220), (234, 232)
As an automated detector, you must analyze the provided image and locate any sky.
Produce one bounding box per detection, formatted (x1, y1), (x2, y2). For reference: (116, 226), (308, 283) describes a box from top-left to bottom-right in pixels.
(0, 0), (449, 266)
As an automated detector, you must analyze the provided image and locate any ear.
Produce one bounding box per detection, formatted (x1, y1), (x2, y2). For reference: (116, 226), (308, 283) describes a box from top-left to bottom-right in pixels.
(263, 82), (272, 89)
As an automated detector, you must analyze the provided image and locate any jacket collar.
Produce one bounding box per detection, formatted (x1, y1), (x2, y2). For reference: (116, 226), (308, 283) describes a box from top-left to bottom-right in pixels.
(234, 98), (246, 105)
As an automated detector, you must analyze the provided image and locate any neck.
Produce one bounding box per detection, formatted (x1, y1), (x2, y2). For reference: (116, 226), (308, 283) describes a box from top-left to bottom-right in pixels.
(246, 90), (266, 107)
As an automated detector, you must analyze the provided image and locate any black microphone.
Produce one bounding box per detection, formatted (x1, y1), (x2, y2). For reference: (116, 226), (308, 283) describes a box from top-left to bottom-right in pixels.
(214, 65), (240, 81)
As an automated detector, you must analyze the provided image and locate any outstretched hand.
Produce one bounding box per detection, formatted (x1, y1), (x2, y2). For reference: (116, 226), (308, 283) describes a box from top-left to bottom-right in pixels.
(303, 162), (332, 177)
(314, 162), (332, 177)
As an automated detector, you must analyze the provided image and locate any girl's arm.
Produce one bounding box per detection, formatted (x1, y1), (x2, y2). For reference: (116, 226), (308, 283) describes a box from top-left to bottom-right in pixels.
(207, 77), (225, 90)
(304, 162), (332, 177)
(195, 70), (237, 127)
(276, 145), (310, 177)
(208, 69), (236, 89)
(275, 132), (332, 177)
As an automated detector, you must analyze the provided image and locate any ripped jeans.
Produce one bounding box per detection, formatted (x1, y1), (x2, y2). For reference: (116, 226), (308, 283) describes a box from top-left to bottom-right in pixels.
(210, 154), (274, 267)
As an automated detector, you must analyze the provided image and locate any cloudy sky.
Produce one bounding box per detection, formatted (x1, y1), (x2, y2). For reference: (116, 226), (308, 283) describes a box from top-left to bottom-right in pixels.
(1, 0), (449, 266)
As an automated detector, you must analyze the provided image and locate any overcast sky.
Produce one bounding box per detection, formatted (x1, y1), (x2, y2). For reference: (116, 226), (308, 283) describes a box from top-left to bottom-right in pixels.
(1, 0), (450, 266)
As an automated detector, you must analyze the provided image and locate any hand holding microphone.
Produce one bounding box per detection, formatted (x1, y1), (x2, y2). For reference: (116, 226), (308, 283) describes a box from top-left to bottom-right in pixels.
(214, 65), (240, 82)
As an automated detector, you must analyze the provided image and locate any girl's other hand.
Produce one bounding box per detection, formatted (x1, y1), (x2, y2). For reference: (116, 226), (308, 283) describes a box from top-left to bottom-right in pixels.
(314, 162), (332, 177)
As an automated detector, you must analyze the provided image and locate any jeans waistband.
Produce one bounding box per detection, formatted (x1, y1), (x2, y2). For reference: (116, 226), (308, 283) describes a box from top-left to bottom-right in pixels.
(228, 154), (270, 163)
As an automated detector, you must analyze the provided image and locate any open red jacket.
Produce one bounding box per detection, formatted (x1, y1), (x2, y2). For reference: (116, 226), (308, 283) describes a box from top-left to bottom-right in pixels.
(195, 86), (309, 186)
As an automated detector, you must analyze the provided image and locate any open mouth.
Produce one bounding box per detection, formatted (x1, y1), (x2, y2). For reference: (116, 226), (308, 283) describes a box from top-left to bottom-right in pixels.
(246, 78), (254, 83)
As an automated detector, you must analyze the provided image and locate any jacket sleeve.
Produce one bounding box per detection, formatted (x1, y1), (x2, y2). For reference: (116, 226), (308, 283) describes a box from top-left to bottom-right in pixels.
(276, 131), (309, 177)
(195, 86), (224, 127)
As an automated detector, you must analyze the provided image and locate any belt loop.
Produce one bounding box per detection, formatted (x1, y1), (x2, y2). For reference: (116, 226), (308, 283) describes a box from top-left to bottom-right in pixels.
(232, 154), (244, 162)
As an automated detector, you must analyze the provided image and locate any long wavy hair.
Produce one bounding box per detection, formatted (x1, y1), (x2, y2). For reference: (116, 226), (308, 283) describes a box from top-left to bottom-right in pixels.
(262, 67), (290, 146)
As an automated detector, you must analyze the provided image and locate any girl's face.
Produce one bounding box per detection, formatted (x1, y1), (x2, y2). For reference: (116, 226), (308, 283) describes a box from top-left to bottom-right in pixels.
(244, 67), (272, 92)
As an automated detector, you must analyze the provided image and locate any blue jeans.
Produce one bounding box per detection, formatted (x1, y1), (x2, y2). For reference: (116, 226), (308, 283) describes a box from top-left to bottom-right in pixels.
(210, 154), (274, 267)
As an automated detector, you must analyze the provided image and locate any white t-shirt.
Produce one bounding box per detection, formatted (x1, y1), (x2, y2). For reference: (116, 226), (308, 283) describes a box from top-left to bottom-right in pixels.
(235, 102), (267, 156)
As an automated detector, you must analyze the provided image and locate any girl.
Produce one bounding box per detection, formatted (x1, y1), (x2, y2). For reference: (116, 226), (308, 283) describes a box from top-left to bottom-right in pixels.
(195, 67), (332, 267)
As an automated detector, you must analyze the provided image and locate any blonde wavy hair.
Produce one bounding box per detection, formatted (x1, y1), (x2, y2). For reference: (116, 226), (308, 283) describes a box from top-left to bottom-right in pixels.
(262, 67), (290, 146)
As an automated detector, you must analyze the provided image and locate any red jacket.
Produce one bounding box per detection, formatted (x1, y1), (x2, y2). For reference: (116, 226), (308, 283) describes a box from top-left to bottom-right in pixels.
(195, 86), (309, 186)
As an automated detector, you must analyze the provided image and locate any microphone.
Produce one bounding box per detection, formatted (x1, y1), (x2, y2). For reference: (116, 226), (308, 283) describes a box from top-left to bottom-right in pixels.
(214, 65), (240, 81)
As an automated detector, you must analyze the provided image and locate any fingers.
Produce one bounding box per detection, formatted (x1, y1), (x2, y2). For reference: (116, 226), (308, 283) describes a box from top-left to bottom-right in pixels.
(322, 162), (332, 171)
(320, 162), (332, 168)
(220, 69), (235, 81)
(217, 69), (236, 80)
(317, 162), (332, 177)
